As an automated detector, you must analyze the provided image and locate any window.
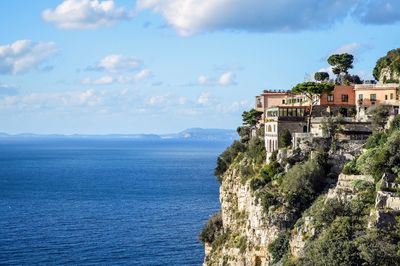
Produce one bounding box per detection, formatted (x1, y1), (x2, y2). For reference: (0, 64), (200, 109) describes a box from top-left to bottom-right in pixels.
(385, 95), (388, 100)
(341, 94), (349, 102)
(282, 99), (285, 104)
(358, 94), (363, 100)
(273, 125), (276, 132)
(390, 93), (394, 100)
(327, 94), (334, 102)
(370, 94), (377, 101)
(267, 125), (272, 132)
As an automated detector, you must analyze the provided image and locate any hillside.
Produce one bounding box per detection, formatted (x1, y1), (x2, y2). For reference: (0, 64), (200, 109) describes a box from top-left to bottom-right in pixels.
(200, 115), (400, 265)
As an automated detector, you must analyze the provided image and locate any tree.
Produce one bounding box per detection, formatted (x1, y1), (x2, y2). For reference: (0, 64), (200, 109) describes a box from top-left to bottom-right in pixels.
(279, 128), (292, 148)
(291, 82), (334, 132)
(328, 53), (354, 84)
(345, 74), (362, 84)
(242, 109), (263, 127)
(369, 105), (390, 131)
(314, 72), (330, 82)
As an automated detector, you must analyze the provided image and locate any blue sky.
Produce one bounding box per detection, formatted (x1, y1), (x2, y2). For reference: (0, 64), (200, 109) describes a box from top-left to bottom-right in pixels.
(0, 0), (399, 134)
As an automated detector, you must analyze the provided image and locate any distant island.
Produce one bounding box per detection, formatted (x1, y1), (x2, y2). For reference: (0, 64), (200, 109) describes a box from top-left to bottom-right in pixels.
(0, 128), (238, 141)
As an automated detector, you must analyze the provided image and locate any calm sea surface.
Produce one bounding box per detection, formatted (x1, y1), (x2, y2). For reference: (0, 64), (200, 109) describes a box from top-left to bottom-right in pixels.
(0, 138), (230, 265)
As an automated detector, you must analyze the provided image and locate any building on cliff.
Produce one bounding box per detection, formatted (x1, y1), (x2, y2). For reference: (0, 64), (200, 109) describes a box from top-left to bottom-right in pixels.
(355, 83), (400, 121)
(258, 85), (358, 160)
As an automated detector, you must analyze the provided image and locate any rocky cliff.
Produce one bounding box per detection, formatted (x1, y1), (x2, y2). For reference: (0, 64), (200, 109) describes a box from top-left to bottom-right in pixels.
(201, 117), (400, 265)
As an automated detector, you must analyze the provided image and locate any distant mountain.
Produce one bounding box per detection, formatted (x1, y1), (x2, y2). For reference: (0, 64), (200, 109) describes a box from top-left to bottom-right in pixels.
(0, 128), (238, 141)
(162, 128), (238, 141)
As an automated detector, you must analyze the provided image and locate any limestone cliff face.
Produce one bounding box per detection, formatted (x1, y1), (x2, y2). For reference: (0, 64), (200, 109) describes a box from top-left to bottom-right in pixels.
(204, 158), (286, 266)
(203, 132), (400, 265)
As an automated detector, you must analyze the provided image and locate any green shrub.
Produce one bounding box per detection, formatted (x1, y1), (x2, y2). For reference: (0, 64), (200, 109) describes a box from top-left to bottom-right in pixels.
(268, 231), (290, 263)
(234, 235), (247, 254)
(258, 189), (279, 211)
(212, 230), (231, 250)
(389, 115), (400, 133)
(365, 132), (388, 149)
(299, 217), (363, 266)
(356, 230), (400, 265)
(240, 164), (254, 183)
(357, 131), (400, 180)
(279, 129), (292, 148)
(281, 157), (326, 210)
(214, 140), (246, 181)
(246, 136), (266, 165)
(342, 160), (360, 175)
(369, 105), (390, 131)
(237, 126), (251, 143)
(199, 212), (223, 243)
(250, 162), (283, 191)
(270, 150), (278, 162)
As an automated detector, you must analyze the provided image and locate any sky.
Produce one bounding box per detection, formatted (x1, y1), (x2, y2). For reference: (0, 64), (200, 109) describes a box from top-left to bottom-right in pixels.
(0, 0), (400, 134)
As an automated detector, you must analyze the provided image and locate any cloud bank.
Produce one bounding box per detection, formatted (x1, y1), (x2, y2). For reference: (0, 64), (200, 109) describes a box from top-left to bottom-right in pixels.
(42, 0), (130, 29)
(136, 0), (400, 36)
(0, 40), (58, 74)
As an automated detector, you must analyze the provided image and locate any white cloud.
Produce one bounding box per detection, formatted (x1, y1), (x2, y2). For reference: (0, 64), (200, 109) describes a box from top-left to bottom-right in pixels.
(132, 69), (151, 81)
(333, 42), (362, 55)
(147, 95), (166, 105)
(196, 71), (236, 86)
(197, 91), (210, 105)
(0, 40), (58, 74)
(198, 75), (209, 85)
(178, 97), (187, 105)
(90, 54), (141, 72)
(218, 71), (235, 86)
(0, 89), (102, 110)
(42, 0), (130, 29)
(82, 69), (151, 85)
(216, 100), (251, 114)
(82, 75), (114, 85)
(117, 69), (152, 83)
(136, 0), (357, 36)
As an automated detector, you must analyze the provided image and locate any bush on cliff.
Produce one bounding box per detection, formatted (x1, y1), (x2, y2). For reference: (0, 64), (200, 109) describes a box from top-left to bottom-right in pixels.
(268, 230), (290, 263)
(281, 156), (327, 210)
(199, 212), (223, 244)
(246, 134), (266, 165)
(357, 130), (400, 180)
(365, 131), (388, 149)
(342, 160), (360, 175)
(214, 140), (245, 181)
(369, 105), (390, 131)
(299, 217), (363, 266)
(250, 161), (283, 191)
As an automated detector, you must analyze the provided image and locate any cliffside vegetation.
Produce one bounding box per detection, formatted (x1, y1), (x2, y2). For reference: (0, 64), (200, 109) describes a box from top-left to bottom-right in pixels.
(373, 48), (400, 83)
(201, 107), (400, 265)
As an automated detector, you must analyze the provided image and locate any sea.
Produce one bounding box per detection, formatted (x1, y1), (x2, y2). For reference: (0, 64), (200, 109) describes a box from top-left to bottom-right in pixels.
(0, 138), (231, 265)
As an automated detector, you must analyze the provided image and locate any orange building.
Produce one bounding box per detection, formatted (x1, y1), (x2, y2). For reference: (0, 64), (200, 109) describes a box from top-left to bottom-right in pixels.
(319, 85), (355, 106)
(255, 91), (292, 112)
(354, 84), (399, 108)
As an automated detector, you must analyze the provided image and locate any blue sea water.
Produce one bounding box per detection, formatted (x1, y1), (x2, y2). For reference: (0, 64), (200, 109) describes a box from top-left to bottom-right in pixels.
(0, 138), (230, 265)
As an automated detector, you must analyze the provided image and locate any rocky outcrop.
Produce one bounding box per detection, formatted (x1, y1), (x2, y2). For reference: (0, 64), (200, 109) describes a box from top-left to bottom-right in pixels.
(368, 174), (400, 230)
(203, 147), (399, 265)
(204, 158), (291, 266)
(289, 216), (315, 258)
(326, 174), (374, 201)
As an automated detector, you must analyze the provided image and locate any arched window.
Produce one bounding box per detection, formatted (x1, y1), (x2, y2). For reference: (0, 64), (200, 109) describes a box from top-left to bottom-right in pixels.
(303, 125), (308, 133)
(267, 125), (272, 132)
